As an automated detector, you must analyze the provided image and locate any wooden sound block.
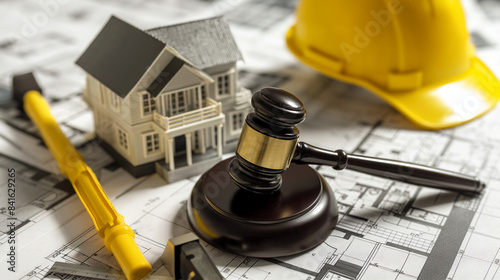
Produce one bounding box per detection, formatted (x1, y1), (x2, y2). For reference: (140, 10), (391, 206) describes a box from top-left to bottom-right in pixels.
(187, 157), (338, 258)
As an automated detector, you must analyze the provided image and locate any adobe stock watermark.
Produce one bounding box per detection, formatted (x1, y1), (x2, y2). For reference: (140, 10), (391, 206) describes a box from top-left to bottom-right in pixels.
(191, 167), (232, 211)
(340, 0), (404, 63)
(5, 0), (72, 45)
(450, 78), (500, 122)
(211, 0), (243, 15)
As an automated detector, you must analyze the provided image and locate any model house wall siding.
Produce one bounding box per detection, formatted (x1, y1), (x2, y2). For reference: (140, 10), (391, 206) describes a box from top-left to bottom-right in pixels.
(128, 121), (165, 165)
(94, 104), (165, 166)
(85, 76), (114, 142)
(92, 107), (115, 149)
(127, 90), (155, 126)
(109, 87), (151, 127)
(85, 75), (159, 165)
(112, 93), (168, 166)
(91, 83), (128, 125)
(85, 75), (103, 106)
(162, 67), (205, 93)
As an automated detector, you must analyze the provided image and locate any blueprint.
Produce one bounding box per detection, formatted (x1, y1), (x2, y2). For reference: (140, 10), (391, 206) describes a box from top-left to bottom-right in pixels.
(1, 0), (500, 279)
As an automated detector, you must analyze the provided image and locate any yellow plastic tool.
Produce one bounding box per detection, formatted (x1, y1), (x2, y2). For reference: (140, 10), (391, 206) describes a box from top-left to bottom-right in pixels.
(24, 91), (152, 280)
(286, 0), (500, 129)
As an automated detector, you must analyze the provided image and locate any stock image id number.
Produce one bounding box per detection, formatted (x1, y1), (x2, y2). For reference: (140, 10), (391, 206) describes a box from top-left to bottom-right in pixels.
(7, 168), (16, 215)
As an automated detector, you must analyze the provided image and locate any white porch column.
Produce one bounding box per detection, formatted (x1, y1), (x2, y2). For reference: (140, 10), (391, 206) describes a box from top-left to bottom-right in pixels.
(164, 136), (169, 164)
(217, 124), (223, 157)
(185, 133), (192, 166)
(200, 129), (206, 154)
(168, 138), (175, 171)
(198, 86), (203, 108)
(211, 127), (216, 149)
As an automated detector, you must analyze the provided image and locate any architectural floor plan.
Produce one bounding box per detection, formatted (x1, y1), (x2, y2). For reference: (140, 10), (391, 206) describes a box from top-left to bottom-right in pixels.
(1, 0), (500, 279)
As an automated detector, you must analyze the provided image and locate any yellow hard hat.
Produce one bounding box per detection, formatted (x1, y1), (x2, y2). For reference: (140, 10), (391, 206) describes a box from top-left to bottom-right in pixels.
(286, 0), (500, 129)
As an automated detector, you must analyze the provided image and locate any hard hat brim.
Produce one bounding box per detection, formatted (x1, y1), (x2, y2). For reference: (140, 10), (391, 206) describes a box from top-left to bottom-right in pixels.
(376, 57), (500, 130)
(286, 27), (500, 130)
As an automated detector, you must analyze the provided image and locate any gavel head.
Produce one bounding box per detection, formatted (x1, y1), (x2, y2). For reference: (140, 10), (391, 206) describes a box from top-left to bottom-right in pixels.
(229, 87), (306, 193)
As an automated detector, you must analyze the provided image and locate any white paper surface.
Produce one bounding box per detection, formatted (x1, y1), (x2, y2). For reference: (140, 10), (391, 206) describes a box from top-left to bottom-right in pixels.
(1, 0), (500, 279)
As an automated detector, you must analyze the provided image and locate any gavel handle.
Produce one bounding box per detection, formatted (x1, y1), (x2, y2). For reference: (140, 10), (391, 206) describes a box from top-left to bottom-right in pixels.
(292, 142), (485, 193)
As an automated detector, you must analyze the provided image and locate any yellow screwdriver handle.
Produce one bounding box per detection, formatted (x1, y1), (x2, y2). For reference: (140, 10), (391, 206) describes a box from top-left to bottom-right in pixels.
(24, 91), (152, 280)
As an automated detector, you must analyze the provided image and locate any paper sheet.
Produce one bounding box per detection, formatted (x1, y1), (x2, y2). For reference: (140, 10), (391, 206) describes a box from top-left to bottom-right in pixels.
(1, 0), (500, 279)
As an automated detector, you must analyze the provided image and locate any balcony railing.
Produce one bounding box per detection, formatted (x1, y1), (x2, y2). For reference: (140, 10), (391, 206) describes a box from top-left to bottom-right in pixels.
(154, 98), (221, 131)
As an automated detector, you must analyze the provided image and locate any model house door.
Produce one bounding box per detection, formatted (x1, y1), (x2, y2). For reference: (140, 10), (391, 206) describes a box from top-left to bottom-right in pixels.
(174, 135), (186, 155)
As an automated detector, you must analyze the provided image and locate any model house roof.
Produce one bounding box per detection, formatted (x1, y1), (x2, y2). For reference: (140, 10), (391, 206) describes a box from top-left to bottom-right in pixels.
(76, 15), (242, 98)
(146, 16), (243, 70)
(76, 16), (165, 98)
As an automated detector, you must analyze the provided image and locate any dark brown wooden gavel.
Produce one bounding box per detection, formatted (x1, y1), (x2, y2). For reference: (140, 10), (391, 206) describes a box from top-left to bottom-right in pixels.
(230, 87), (484, 194)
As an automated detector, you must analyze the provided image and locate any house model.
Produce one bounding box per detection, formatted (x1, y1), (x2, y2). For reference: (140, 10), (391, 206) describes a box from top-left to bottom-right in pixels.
(76, 16), (252, 182)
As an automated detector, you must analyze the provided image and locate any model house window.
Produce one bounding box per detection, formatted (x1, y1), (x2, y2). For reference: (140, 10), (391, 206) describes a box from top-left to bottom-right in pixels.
(110, 91), (121, 110)
(142, 92), (155, 115)
(214, 69), (234, 99)
(144, 132), (160, 155)
(158, 87), (202, 117)
(201, 85), (206, 100)
(117, 129), (128, 151)
(231, 112), (245, 133)
(177, 91), (185, 109)
(217, 75), (230, 96)
(168, 91), (187, 115)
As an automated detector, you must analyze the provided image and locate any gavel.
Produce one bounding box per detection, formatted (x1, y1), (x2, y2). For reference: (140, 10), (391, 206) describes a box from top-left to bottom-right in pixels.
(231, 87), (484, 194)
(187, 87), (485, 258)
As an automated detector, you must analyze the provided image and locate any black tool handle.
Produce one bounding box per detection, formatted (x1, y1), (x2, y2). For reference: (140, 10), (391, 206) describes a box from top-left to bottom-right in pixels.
(179, 241), (223, 280)
(292, 142), (485, 193)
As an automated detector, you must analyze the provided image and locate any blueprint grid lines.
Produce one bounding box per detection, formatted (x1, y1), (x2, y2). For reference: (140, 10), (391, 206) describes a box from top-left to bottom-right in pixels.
(310, 112), (495, 279)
